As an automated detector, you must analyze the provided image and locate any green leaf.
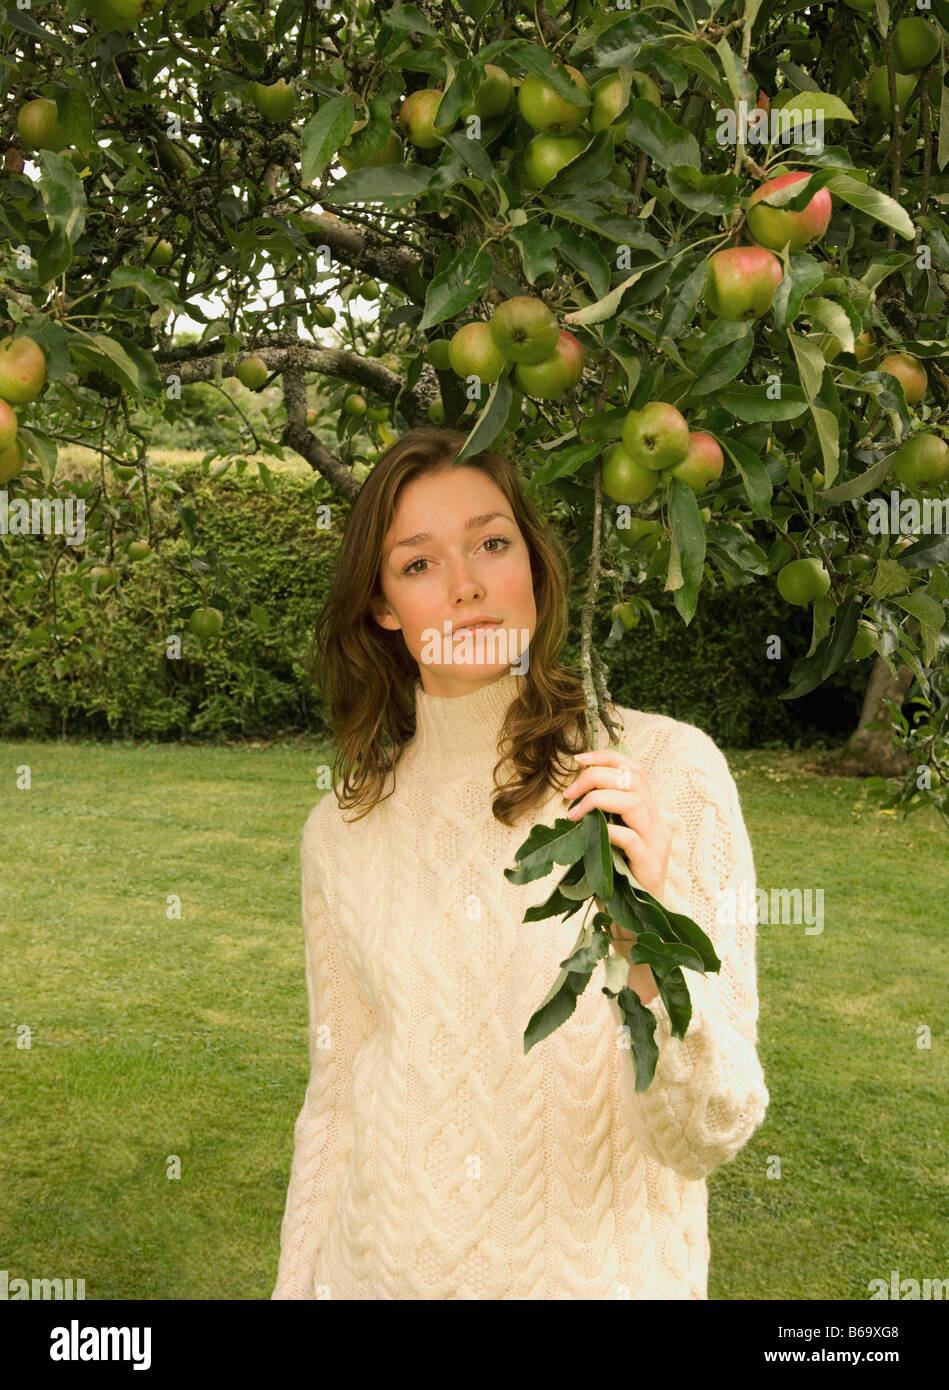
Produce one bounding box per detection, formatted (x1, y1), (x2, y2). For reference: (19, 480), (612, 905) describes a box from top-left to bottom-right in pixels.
(778, 91), (856, 123)
(301, 95), (355, 185)
(3, 5), (73, 58)
(590, 11), (665, 67)
(606, 985), (661, 1090)
(788, 331), (839, 484)
(772, 252), (825, 330)
(379, 2), (439, 34)
(826, 173), (915, 240)
(716, 383), (809, 422)
(891, 592), (945, 630)
(505, 41), (591, 103)
(583, 809), (614, 904)
(108, 265), (181, 306)
(779, 633), (834, 700)
(456, 373), (513, 461)
(36, 151), (87, 243)
(54, 85), (93, 154)
(68, 333), (142, 395)
(623, 101), (701, 170)
(820, 451), (901, 502)
(666, 164), (740, 215)
(821, 596), (861, 679)
(897, 533), (949, 571)
(524, 919), (609, 1054)
(526, 440), (600, 489)
(666, 477), (706, 624)
(564, 260), (666, 327)
(505, 815), (590, 884)
(870, 558), (914, 599)
(807, 296), (857, 353)
(687, 322), (753, 395)
(717, 436), (773, 519)
(329, 165), (435, 205)
(661, 908), (721, 972)
(417, 245), (494, 332)
(630, 932), (705, 977)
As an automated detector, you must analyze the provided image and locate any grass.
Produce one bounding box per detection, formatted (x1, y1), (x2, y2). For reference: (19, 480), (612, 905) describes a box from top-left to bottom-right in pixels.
(1, 740), (945, 1299)
(55, 444), (314, 480)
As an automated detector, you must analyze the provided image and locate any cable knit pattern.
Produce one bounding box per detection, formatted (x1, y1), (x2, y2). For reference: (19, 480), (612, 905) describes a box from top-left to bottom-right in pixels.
(271, 672), (769, 1300)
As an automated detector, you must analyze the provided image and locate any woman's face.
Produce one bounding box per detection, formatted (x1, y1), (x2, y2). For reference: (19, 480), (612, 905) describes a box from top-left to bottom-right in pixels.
(372, 466), (537, 698)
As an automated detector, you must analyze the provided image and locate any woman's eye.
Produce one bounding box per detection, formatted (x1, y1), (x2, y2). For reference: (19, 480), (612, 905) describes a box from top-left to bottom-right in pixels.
(402, 535), (511, 576)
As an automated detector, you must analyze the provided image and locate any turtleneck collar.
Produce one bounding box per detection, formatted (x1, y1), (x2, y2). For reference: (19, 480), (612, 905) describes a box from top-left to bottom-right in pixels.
(399, 671), (524, 782)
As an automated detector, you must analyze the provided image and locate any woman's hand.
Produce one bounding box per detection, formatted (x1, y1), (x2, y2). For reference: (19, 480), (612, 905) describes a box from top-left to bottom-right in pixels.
(563, 745), (673, 904)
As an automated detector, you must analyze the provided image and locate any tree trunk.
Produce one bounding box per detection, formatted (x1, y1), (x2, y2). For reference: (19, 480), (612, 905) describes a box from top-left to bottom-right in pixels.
(829, 656), (916, 777)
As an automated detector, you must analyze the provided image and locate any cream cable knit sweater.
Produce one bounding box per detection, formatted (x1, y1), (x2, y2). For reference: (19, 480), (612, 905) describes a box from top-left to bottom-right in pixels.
(272, 671), (769, 1300)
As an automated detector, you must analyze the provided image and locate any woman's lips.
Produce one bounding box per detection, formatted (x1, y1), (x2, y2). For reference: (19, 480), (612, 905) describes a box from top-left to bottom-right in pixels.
(453, 620), (501, 635)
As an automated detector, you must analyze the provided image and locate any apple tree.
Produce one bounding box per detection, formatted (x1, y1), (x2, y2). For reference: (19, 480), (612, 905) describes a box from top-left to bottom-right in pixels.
(1, 0), (948, 831)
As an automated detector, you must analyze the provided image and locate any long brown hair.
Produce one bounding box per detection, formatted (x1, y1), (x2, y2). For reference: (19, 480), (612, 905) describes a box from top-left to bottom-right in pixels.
(306, 426), (597, 826)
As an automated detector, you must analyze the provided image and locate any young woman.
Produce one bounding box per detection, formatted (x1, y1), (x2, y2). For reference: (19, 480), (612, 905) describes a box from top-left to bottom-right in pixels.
(272, 426), (769, 1300)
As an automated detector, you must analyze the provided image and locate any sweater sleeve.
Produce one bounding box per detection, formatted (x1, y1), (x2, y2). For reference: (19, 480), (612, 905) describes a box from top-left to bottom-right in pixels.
(607, 725), (769, 1181)
(271, 806), (376, 1299)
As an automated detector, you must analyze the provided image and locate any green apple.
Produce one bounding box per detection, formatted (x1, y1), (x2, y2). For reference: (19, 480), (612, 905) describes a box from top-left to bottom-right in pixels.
(143, 235), (173, 266)
(339, 128), (403, 172)
(87, 0), (148, 30)
(0, 398), (18, 452)
(343, 392), (367, 416)
(0, 335), (47, 404)
(449, 322), (508, 383)
(850, 623), (876, 662)
(704, 245), (783, 321)
(472, 64), (515, 118)
(878, 352), (927, 404)
(427, 398), (445, 423)
(892, 17), (941, 73)
(591, 73), (626, 133)
(631, 71), (661, 105)
(488, 296), (559, 364)
(853, 330), (875, 361)
(523, 132), (587, 188)
(190, 606), (224, 639)
(776, 557), (831, 605)
(612, 601), (641, 630)
(602, 441), (658, 503)
(250, 79), (297, 122)
(664, 431), (724, 492)
(745, 171), (832, 252)
(313, 305), (336, 327)
(614, 515), (662, 549)
(517, 64), (590, 135)
(514, 330), (583, 399)
(891, 432), (949, 487)
(128, 540), (151, 561)
(398, 88), (447, 148)
(0, 437), (26, 484)
(16, 97), (67, 152)
(867, 67), (917, 120)
(89, 565), (118, 592)
(426, 339), (452, 371)
(236, 356), (268, 390)
(621, 401), (690, 471)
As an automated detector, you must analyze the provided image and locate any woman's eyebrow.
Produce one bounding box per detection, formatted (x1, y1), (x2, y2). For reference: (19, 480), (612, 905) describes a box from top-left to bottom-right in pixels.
(386, 512), (514, 561)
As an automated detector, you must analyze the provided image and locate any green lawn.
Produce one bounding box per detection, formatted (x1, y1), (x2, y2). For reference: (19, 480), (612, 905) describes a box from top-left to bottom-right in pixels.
(1, 741), (945, 1299)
